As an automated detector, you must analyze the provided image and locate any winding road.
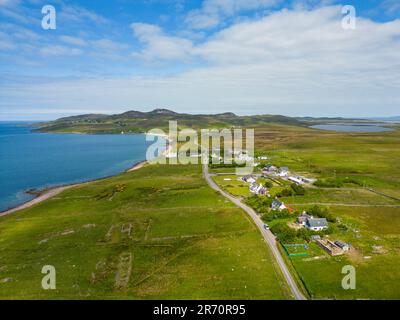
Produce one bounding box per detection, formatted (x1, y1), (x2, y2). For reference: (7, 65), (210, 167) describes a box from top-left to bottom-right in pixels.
(202, 164), (306, 300)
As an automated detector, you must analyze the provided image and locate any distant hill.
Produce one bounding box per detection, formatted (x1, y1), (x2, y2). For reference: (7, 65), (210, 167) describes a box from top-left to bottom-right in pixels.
(35, 108), (304, 134)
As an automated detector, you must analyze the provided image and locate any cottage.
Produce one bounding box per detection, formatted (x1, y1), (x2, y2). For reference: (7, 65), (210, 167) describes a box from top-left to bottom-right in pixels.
(249, 183), (268, 195)
(271, 199), (287, 211)
(263, 164), (277, 172)
(235, 152), (253, 162)
(297, 212), (311, 226)
(306, 218), (329, 231)
(240, 174), (256, 183)
(278, 167), (289, 177)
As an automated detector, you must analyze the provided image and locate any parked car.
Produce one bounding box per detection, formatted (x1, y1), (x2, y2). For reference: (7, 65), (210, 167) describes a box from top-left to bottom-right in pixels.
(263, 224), (269, 230)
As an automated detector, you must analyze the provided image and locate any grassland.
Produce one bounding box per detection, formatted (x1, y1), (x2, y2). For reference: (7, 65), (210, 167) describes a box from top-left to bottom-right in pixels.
(252, 125), (400, 299)
(0, 164), (290, 299)
(255, 124), (400, 197)
(2, 119), (399, 300)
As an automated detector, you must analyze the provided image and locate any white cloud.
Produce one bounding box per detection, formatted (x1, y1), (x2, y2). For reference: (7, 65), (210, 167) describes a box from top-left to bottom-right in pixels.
(185, 0), (281, 29)
(0, 0), (20, 6)
(131, 22), (194, 60)
(2, 6), (400, 118)
(0, 31), (16, 50)
(39, 45), (83, 57)
(59, 35), (87, 46)
(59, 4), (109, 25)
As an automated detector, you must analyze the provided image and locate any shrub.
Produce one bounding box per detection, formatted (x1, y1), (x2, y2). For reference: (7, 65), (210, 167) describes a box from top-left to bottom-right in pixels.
(261, 208), (291, 222)
(314, 178), (343, 188)
(290, 183), (306, 195)
(245, 195), (272, 214)
(270, 223), (297, 243)
(276, 188), (294, 197)
(308, 205), (336, 223)
(264, 180), (273, 188)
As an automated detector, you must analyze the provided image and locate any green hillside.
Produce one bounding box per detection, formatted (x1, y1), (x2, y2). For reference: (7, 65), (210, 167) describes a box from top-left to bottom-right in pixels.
(35, 109), (304, 134)
(0, 164), (291, 299)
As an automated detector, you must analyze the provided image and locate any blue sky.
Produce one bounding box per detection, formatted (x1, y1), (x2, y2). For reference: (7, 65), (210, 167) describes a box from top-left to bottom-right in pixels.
(0, 0), (399, 120)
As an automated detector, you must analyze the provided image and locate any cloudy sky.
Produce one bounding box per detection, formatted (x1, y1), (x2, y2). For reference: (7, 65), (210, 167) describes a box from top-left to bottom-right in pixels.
(0, 0), (399, 120)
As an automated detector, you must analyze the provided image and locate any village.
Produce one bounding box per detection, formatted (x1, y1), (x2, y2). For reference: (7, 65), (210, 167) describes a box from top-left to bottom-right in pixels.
(214, 156), (352, 258)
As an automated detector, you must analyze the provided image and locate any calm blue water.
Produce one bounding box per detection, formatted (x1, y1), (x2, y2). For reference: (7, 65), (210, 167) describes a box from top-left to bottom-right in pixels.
(310, 124), (394, 132)
(0, 122), (150, 211)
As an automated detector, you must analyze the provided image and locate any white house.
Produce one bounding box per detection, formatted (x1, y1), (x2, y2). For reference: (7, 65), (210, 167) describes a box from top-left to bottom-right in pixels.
(288, 176), (303, 185)
(278, 167), (289, 177)
(297, 212), (311, 226)
(271, 199), (287, 211)
(239, 175), (256, 183)
(306, 218), (329, 231)
(236, 153), (254, 162)
(263, 164), (277, 173)
(249, 183), (267, 195)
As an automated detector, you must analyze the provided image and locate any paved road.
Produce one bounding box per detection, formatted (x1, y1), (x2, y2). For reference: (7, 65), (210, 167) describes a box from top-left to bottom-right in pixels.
(202, 164), (306, 300)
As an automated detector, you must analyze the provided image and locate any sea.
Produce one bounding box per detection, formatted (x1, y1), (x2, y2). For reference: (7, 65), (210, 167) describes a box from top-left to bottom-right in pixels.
(0, 122), (151, 212)
(309, 124), (394, 132)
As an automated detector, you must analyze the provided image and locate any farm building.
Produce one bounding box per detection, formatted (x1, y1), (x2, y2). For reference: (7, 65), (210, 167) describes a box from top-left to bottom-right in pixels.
(335, 240), (350, 251)
(316, 239), (344, 256)
(288, 176), (303, 185)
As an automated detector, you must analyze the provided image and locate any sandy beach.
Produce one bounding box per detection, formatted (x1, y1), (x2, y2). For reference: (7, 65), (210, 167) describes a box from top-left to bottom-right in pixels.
(0, 160), (148, 218)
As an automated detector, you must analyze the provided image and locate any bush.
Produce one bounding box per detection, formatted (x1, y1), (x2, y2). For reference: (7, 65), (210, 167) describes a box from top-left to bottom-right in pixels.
(276, 184), (306, 198)
(271, 222), (326, 243)
(308, 205), (336, 223)
(290, 183), (306, 195)
(245, 195), (272, 214)
(264, 180), (273, 188)
(314, 178), (343, 188)
(261, 209), (291, 222)
(209, 162), (246, 168)
(276, 188), (294, 197)
(270, 223), (297, 243)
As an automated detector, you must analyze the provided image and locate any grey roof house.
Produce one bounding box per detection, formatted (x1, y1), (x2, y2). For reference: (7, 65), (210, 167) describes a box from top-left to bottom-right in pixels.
(306, 218), (328, 231)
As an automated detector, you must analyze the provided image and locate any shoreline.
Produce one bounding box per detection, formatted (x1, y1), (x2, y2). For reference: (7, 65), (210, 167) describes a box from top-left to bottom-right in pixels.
(0, 160), (148, 218)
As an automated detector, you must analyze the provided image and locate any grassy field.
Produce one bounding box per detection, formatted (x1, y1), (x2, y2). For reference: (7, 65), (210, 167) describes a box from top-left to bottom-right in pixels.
(0, 164), (291, 299)
(255, 124), (400, 197)
(253, 125), (400, 299)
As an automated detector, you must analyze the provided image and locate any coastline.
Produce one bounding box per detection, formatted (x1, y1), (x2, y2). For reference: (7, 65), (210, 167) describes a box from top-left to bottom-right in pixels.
(0, 160), (148, 218)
